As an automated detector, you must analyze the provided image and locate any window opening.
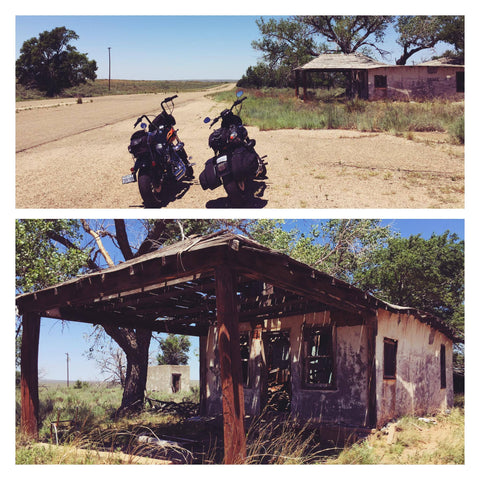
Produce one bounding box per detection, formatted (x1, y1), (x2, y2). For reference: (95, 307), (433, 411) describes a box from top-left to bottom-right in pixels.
(374, 75), (387, 88)
(383, 338), (397, 379)
(303, 326), (334, 388)
(456, 72), (465, 93)
(440, 344), (446, 389)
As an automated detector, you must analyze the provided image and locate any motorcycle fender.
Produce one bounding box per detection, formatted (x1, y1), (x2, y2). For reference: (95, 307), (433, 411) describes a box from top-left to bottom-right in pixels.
(134, 157), (152, 172)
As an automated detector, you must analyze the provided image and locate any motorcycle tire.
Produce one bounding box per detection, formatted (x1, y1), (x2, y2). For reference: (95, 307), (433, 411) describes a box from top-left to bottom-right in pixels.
(179, 148), (194, 179)
(138, 172), (163, 208)
(224, 178), (247, 207)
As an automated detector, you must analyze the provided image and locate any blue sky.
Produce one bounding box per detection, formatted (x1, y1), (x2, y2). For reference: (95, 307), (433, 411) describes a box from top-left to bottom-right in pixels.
(15, 15), (454, 81)
(33, 218), (464, 382)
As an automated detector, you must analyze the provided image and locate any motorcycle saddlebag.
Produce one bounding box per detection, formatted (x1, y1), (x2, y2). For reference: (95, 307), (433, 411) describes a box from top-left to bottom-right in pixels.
(128, 130), (150, 158)
(208, 128), (229, 151)
(199, 157), (222, 190)
(230, 146), (258, 180)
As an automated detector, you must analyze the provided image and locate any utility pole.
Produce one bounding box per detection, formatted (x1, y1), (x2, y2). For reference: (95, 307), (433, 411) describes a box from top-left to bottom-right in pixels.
(108, 47), (111, 91)
(65, 353), (70, 387)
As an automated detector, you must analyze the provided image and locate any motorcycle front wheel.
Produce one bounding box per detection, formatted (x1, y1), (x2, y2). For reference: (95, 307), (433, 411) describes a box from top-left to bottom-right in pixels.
(138, 172), (163, 208)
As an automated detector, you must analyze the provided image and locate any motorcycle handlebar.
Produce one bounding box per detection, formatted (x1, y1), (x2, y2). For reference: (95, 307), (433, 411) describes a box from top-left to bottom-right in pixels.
(163, 94), (178, 104)
(207, 96), (247, 128)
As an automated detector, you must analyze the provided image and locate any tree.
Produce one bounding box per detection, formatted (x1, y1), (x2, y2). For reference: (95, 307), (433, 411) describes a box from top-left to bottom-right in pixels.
(357, 232), (464, 336)
(16, 219), (90, 293)
(299, 16), (393, 55)
(242, 16), (393, 88)
(246, 219), (395, 284)
(395, 16), (464, 65)
(157, 334), (191, 365)
(16, 27), (97, 96)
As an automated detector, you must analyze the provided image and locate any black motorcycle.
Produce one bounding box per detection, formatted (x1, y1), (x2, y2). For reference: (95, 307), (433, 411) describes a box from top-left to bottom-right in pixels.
(199, 90), (267, 206)
(122, 95), (194, 208)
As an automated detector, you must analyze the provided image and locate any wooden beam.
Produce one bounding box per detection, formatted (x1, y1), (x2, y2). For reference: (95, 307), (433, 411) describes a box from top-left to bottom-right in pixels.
(215, 264), (246, 464)
(232, 246), (373, 315)
(20, 312), (40, 439)
(16, 246), (225, 315)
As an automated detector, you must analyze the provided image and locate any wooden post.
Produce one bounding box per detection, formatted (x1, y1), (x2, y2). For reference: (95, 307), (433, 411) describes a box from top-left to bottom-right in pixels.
(365, 313), (377, 428)
(20, 312), (41, 439)
(295, 70), (299, 98)
(302, 70), (308, 101)
(215, 265), (246, 464)
(199, 335), (207, 415)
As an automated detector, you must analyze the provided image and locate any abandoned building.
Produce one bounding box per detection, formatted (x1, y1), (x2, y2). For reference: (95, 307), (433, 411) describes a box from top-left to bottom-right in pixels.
(16, 232), (460, 463)
(295, 53), (465, 101)
(146, 365), (190, 394)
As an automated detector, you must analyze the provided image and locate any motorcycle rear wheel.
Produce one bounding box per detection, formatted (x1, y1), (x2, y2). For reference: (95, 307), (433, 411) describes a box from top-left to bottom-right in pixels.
(138, 173), (163, 208)
(224, 178), (247, 207)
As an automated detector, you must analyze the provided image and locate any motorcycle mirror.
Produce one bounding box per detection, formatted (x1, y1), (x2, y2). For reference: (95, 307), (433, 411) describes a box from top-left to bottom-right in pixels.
(203, 117), (211, 123)
(140, 122), (147, 129)
(236, 90), (244, 98)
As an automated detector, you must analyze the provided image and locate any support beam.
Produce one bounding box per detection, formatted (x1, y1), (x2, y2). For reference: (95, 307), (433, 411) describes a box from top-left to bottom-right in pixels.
(20, 312), (40, 439)
(215, 265), (246, 464)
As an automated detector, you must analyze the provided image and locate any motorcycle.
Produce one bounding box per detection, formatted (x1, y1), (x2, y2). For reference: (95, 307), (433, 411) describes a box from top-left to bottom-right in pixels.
(122, 95), (194, 208)
(199, 90), (267, 206)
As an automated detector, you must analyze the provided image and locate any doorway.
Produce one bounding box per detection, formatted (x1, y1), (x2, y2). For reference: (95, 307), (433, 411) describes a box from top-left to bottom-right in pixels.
(264, 331), (291, 412)
(171, 373), (181, 393)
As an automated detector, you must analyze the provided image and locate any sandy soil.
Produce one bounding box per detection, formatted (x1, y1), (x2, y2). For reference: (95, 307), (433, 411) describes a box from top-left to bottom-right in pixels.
(15, 84), (464, 209)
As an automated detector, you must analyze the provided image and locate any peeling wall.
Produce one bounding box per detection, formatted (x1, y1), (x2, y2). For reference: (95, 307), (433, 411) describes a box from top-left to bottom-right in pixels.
(202, 308), (453, 429)
(368, 66), (464, 100)
(375, 309), (453, 427)
(204, 311), (371, 427)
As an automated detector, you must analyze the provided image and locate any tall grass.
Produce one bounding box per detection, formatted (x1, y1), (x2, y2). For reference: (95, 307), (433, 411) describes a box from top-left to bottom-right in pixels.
(16, 384), (464, 465)
(212, 87), (464, 144)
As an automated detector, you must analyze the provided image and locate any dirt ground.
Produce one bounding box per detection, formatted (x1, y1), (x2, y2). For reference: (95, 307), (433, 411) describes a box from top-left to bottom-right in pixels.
(15, 84), (464, 209)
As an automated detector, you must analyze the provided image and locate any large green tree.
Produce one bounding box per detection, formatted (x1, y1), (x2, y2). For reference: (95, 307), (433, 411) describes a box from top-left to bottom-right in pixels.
(241, 15), (464, 88)
(395, 16), (465, 65)
(357, 231), (464, 336)
(16, 27), (97, 97)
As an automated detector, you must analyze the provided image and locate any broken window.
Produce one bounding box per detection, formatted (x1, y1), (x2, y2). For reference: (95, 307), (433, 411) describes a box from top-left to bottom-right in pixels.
(440, 344), (446, 389)
(383, 338), (397, 379)
(303, 326), (334, 388)
(374, 75), (387, 88)
(239, 333), (250, 387)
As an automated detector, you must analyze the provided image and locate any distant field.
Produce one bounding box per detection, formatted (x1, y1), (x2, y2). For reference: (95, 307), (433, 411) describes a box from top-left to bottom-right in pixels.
(15, 78), (233, 101)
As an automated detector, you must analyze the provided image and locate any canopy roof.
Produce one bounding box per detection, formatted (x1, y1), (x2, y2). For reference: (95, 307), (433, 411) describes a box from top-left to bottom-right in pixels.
(296, 53), (389, 71)
(15, 232), (459, 341)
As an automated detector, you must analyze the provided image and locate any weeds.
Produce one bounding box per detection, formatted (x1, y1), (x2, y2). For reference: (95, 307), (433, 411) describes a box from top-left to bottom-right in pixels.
(212, 88), (464, 145)
(16, 384), (464, 465)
